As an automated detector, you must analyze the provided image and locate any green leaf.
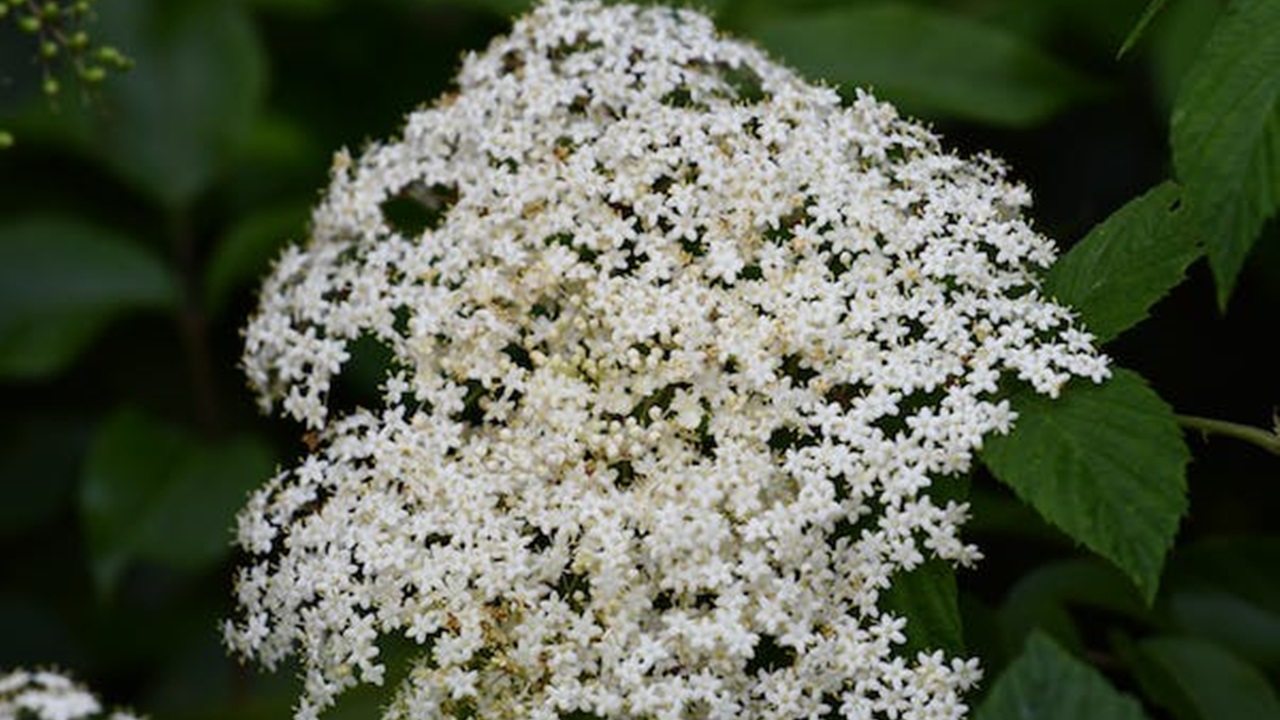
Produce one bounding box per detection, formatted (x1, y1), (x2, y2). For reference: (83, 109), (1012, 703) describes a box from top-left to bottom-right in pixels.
(980, 369), (1189, 603)
(92, 0), (266, 209)
(1170, 0), (1280, 307)
(0, 217), (177, 378)
(745, 2), (1099, 127)
(1117, 0), (1171, 58)
(80, 408), (276, 593)
(882, 559), (964, 657)
(1131, 637), (1280, 720)
(1045, 182), (1201, 343)
(975, 631), (1149, 720)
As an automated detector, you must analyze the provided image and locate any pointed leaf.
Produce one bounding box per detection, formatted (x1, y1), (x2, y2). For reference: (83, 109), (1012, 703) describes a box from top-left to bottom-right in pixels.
(1170, 0), (1280, 306)
(1045, 182), (1200, 343)
(980, 369), (1189, 603)
(746, 2), (1099, 127)
(975, 631), (1149, 720)
(0, 217), (176, 378)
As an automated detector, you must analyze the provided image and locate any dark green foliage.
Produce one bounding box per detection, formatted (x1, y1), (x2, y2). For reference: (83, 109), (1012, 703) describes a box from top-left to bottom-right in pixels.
(1, 0), (1277, 717)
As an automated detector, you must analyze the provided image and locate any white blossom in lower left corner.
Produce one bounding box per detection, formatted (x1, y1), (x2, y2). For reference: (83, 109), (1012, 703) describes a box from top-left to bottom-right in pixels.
(0, 669), (143, 720)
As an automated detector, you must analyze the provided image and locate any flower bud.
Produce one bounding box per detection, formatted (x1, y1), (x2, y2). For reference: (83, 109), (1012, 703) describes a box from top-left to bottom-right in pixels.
(79, 65), (105, 83)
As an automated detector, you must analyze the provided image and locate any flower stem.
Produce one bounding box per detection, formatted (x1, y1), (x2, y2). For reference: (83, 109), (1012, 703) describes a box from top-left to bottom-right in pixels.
(1176, 414), (1280, 456)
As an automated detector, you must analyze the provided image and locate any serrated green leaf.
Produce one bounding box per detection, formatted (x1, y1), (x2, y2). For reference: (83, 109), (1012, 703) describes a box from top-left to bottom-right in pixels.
(980, 369), (1189, 603)
(882, 559), (964, 657)
(1045, 182), (1200, 343)
(1170, 0), (1280, 307)
(80, 408), (276, 593)
(1132, 637), (1280, 720)
(975, 631), (1149, 720)
(745, 2), (1099, 127)
(1117, 0), (1171, 58)
(0, 217), (177, 379)
(91, 0), (266, 209)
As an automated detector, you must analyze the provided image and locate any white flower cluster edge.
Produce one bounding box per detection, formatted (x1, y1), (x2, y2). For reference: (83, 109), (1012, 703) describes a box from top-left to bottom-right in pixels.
(0, 669), (143, 720)
(227, 1), (1109, 719)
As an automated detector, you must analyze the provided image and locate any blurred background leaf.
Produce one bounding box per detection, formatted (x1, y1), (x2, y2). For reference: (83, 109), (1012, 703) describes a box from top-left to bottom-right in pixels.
(744, 2), (1101, 127)
(0, 217), (177, 379)
(80, 407), (275, 595)
(86, 0), (267, 211)
(1127, 636), (1280, 720)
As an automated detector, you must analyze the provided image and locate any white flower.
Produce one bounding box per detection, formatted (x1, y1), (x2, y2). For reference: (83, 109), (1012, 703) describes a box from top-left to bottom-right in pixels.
(229, 1), (1108, 718)
(0, 669), (144, 720)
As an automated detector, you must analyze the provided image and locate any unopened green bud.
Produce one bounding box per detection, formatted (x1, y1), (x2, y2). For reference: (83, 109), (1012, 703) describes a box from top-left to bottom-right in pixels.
(97, 45), (130, 69)
(0, 5), (8, 19)
(18, 15), (41, 32)
(73, 0), (89, 12)
(42, 1), (60, 19)
(42, 77), (60, 96)
(68, 30), (88, 49)
(80, 65), (105, 83)
(41, 40), (59, 59)
(0, 131), (13, 150)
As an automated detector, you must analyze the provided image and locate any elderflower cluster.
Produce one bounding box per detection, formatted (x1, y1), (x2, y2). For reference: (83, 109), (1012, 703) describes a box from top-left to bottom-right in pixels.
(227, 1), (1108, 719)
(0, 669), (142, 720)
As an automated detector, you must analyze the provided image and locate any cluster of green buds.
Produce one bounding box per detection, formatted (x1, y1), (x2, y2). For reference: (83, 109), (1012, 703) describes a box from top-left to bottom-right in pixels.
(1, 0), (131, 148)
